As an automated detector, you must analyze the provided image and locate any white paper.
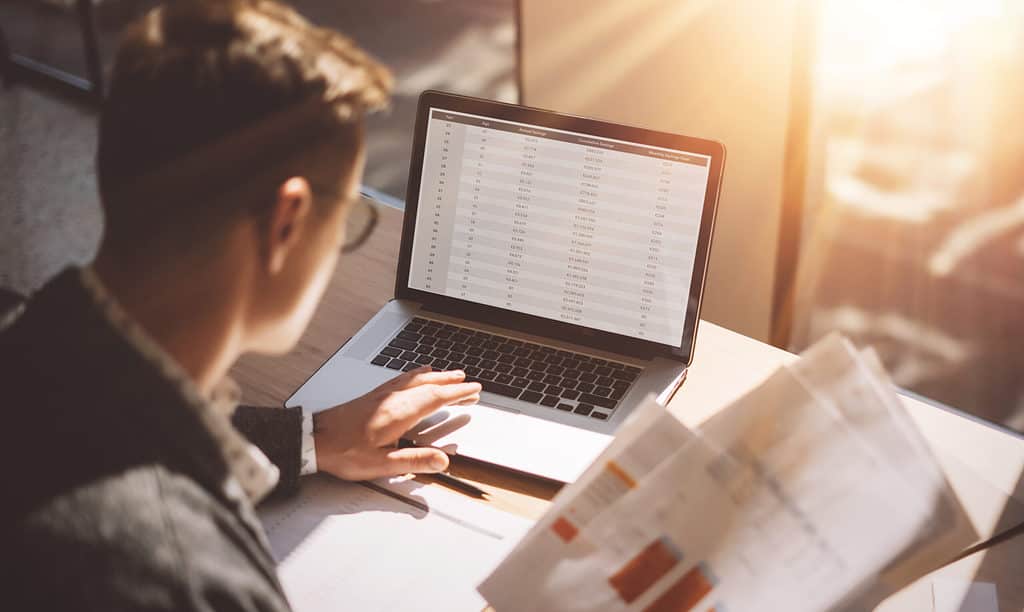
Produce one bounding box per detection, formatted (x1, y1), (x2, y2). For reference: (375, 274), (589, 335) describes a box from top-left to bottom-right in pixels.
(258, 474), (531, 612)
(479, 335), (974, 612)
(932, 580), (999, 612)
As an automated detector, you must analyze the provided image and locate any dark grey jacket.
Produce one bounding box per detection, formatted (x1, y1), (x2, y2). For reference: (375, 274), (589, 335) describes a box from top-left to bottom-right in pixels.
(0, 270), (301, 611)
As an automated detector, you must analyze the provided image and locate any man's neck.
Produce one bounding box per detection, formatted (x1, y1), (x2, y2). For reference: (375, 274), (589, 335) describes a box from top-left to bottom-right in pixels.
(91, 246), (248, 396)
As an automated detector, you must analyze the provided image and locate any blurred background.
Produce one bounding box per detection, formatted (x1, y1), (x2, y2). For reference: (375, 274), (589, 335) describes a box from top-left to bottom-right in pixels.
(2, 0), (1022, 432)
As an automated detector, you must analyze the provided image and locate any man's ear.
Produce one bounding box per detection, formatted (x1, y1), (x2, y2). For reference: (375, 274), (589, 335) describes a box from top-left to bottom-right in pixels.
(266, 177), (313, 274)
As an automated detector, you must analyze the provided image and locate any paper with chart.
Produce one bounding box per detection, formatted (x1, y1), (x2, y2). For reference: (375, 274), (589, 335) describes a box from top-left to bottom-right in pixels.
(478, 335), (975, 612)
(258, 474), (531, 612)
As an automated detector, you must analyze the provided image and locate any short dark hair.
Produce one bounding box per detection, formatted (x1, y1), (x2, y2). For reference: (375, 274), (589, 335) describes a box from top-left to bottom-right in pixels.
(97, 0), (391, 249)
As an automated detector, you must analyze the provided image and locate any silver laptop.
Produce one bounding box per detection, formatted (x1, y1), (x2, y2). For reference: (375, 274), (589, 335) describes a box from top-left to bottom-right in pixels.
(287, 91), (725, 483)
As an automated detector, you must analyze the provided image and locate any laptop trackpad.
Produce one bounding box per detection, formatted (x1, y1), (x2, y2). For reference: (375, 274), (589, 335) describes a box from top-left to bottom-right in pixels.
(406, 399), (611, 483)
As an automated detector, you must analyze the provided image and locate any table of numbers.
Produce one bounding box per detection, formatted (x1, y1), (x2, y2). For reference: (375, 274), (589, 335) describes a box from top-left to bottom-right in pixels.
(409, 109), (711, 346)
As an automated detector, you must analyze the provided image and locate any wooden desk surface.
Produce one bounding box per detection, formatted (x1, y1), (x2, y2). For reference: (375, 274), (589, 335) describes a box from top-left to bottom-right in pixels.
(232, 204), (1024, 604)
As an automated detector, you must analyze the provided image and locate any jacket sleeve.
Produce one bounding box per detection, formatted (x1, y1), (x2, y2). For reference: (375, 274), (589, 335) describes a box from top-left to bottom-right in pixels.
(231, 405), (303, 497)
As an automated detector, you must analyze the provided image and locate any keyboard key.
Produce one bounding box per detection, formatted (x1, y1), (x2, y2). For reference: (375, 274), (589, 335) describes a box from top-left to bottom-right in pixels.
(480, 369), (498, 381)
(556, 403), (574, 411)
(401, 350), (419, 361)
(545, 354), (563, 365)
(547, 365), (565, 376)
(431, 347), (450, 358)
(465, 366), (481, 377)
(528, 381), (547, 393)
(560, 388), (581, 400)
(505, 339), (523, 347)
(562, 369), (582, 380)
(416, 343), (432, 354)
(612, 380), (630, 392)
(482, 350), (500, 360)
(610, 388), (625, 400)
(477, 379), (522, 398)
(594, 386), (613, 397)
(414, 354), (433, 365)
(412, 317), (427, 324)
(579, 372), (598, 383)
(512, 377), (530, 388)
(402, 362), (420, 372)
(371, 354), (390, 366)
(453, 333), (471, 344)
(406, 324), (423, 333)
(448, 362), (466, 371)
(611, 369), (639, 382)
(448, 352), (466, 363)
(545, 384), (564, 396)
(433, 359), (450, 370)
(519, 390), (543, 403)
(578, 393), (616, 410)
(594, 366), (612, 376)
(495, 363), (513, 373)
(544, 374), (562, 385)
(435, 330), (453, 339)
(497, 353), (516, 364)
(513, 348), (532, 358)
(555, 350), (572, 358)
(479, 359), (497, 370)
(511, 366), (529, 377)
(595, 376), (614, 387)
(389, 338), (417, 351)
(576, 382), (595, 393)
(562, 359), (581, 370)
(577, 362), (595, 372)
(381, 346), (402, 358)
(526, 370), (547, 382)
(419, 335), (438, 346)
(574, 403), (593, 416)
(496, 373), (513, 384)
(540, 395), (560, 407)
(530, 361), (550, 373)
(464, 356), (481, 365)
(436, 339), (454, 349)
(591, 411), (609, 420)
(497, 344), (517, 354)
(386, 358), (406, 370)
(397, 331), (421, 342)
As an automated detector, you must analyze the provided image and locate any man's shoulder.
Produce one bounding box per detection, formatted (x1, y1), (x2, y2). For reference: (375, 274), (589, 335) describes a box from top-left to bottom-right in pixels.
(13, 464), (291, 611)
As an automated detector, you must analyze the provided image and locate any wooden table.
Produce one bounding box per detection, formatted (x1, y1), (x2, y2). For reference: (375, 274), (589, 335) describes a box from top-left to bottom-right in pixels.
(232, 204), (1024, 607)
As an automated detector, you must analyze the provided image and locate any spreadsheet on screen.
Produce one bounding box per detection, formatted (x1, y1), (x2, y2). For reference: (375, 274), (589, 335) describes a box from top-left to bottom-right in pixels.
(408, 108), (712, 346)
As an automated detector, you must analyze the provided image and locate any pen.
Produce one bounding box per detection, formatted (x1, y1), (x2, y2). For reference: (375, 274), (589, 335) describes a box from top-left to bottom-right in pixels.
(427, 471), (490, 499)
(398, 439), (489, 499)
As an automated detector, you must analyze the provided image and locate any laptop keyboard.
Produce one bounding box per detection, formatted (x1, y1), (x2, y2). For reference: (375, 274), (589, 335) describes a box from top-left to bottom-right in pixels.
(369, 317), (642, 420)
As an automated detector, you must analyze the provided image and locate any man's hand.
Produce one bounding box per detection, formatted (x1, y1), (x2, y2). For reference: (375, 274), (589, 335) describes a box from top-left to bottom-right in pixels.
(312, 366), (481, 481)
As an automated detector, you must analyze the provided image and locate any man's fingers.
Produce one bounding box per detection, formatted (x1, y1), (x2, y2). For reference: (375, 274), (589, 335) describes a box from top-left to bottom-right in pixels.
(373, 382), (481, 444)
(385, 367), (466, 390)
(378, 447), (449, 476)
(407, 381), (482, 415)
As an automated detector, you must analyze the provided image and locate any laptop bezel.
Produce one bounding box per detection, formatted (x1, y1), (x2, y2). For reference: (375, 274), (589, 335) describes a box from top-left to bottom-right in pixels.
(394, 90), (725, 364)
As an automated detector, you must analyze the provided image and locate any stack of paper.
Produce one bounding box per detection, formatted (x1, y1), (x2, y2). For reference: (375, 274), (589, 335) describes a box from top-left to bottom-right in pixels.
(478, 335), (977, 612)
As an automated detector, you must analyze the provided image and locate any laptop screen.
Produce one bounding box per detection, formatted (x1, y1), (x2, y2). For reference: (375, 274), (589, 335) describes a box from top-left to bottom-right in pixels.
(407, 108), (713, 347)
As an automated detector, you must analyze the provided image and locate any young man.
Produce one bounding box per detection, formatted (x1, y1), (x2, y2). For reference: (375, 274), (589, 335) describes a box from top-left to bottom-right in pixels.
(0, 0), (480, 609)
